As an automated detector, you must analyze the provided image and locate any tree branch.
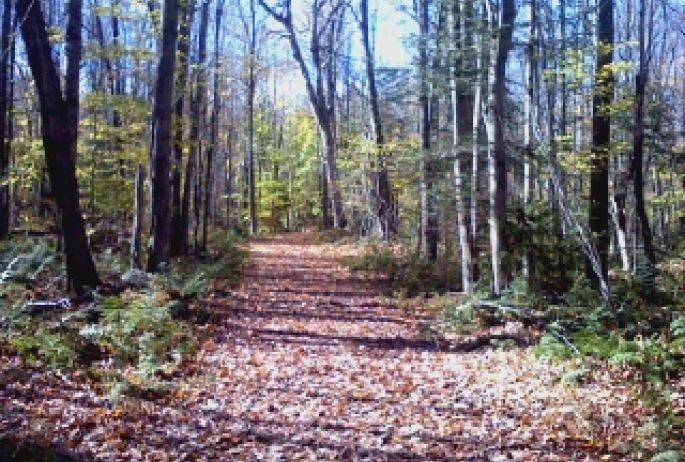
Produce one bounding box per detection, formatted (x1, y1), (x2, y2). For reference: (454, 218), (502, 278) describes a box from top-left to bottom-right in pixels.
(257, 0), (287, 24)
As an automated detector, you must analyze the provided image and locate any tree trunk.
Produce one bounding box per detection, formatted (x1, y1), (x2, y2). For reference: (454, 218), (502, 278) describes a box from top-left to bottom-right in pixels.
(16, 0), (100, 293)
(360, 0), (393, 240)
(131, 163), (145, 269)
(247, 0), (258, 234)
(0, 0), (12, 238)
(451, 0), (473, 293)
(418, 0), (439, 260)
(182, 0), (209, 253)
(485, 0), (515, 294)
(226, 105), (235, 227)
(587, 0), (613, 287)
(471, 15), (483, 281)
(610, 172), (630, 271)
(170, 0), (194, 256)
(147, 0), (179, 272)
(522, 0), (535, 281)
(203, 0), (223, 249)
(631, 0), (656, 294)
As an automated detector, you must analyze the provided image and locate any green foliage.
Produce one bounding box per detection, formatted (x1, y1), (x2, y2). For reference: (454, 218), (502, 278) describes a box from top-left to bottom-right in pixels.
(78, 90), (151, 220)
(156, 265), (209, 302)
(248, 109), (322, 230)
(0, 239), (58, 286)
(81, 292), (198, 371)
(430, 297), (478, 334)
(197, 229), (248, 283)
(6, 289), (198, 374)
(343, 242), (461, 296)
(534, 293), (685, 459)
(506, 200), (581, 293)
(344, 242), (397, 275)
(11, 324), (81, 367)
(0, 233), (251, 402)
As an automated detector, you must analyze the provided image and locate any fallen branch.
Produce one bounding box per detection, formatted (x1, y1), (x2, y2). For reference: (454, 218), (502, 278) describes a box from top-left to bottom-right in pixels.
(22, 298), (71, 315)
(460, 299), (548, 328)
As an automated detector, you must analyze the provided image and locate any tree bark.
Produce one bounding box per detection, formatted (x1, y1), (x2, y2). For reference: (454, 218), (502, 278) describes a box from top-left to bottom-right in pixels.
(471, 11), (484, 281)
(170, 0), (194, 256)
(247, 0), (258, 234)
(203, 0), (223, 249)
(485, 0), (515, 294)
(418, 0), (439, 260)
(16, 0), (100, 293)
(131, 164), (145, 269)
(451, 0), (473, 293)
(0, 0), (12, 238)
(360, 0), (393, 240)
(610, 172), (630, 271)
(148, 0), (179, 272)
(587, 0), (613, 287)
(184, 0), (209, 253)
(630, 0), (656, 294)
(522, 0), (535, 281)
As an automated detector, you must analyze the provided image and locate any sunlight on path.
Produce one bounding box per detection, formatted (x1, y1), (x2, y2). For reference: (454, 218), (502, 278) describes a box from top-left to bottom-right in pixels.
(185, 233), (633, 462)
(0, 233), (638, 461)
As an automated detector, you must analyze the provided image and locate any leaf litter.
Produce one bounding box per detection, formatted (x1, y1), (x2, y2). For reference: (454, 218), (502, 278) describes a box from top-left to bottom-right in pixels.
(0, 234), (646, 461)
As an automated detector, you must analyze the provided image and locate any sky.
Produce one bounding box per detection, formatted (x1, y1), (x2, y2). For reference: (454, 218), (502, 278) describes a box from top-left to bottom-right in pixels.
(373, 0), (414, 67)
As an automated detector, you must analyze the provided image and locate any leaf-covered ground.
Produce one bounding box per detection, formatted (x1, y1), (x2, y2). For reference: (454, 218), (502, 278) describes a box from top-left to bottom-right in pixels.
(1, 234), (646, 461)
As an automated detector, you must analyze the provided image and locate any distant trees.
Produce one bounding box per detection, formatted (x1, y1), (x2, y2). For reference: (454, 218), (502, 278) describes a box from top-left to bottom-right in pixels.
(259, 0), (347, 229)
(2, 0), (685, 301)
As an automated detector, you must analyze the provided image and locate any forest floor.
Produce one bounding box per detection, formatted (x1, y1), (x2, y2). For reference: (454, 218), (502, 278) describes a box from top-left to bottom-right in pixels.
(1, 233), (647, 461)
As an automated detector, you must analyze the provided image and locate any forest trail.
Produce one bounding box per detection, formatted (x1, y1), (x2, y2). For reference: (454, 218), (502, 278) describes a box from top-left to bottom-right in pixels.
(0, 234), (638, 461)
(183, 233), (631, 462)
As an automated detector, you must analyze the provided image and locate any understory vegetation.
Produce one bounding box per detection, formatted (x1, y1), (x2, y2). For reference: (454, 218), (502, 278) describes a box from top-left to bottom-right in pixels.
(343, 213), (685, 462)
(0, 231), (247, 405)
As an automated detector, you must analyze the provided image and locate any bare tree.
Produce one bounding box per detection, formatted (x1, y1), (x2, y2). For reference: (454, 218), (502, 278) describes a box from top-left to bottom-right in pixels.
(259, 0), (347, 229)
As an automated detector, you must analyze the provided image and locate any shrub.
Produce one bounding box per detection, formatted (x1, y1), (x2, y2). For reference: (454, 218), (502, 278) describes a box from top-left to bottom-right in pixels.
(506, 200), (581, 293)
(343, 243), (461, 296)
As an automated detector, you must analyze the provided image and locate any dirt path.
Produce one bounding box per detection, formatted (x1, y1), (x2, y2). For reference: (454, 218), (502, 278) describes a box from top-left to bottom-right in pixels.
(1, 234), (637, 461)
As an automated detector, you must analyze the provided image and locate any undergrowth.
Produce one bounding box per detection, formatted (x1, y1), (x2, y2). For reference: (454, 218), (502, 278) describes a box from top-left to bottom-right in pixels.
(343, 242), (461, 296)
(346, 237), (685, 461)
(0, 230), (247, 404)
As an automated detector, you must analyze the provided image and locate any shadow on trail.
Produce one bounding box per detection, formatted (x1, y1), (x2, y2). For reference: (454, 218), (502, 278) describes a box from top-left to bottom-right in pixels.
(165, 407), (617, 462)
(220, 305), (416, 327)
(225, 323), (447, 353)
